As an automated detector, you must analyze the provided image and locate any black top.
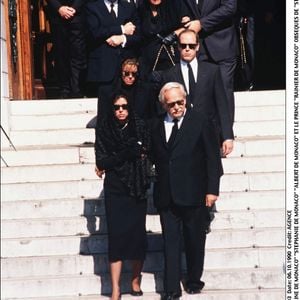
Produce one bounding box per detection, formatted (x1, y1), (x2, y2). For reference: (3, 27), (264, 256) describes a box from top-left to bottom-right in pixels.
(95, 106), (151, 200)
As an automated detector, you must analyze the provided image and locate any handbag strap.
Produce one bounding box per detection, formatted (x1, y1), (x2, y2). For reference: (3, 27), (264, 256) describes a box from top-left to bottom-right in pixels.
(152, 44), (176, 71)
(239, 17), (247, 67)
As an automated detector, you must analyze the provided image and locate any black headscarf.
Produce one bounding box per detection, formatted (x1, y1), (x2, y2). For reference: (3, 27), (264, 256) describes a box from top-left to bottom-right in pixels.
(95, 95), (151, 200)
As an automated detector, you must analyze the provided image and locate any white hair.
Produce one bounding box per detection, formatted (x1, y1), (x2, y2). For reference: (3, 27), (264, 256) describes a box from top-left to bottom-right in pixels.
(158, 82), (187, 103)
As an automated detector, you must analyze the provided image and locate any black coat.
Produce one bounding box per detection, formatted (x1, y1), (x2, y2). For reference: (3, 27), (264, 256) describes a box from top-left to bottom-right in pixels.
(137, 0), (184, 76)
(85, 0), (141, 82)
(183, 0), (238, 61)
(161, 60), (234, 141)
(150, 109), (223, 209)
(46, 0), (86, 23)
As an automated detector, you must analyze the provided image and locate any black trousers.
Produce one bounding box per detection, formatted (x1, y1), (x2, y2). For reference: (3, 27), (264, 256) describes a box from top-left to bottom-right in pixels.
(159, 204), (207, 294)
(51, 20), (86, 97)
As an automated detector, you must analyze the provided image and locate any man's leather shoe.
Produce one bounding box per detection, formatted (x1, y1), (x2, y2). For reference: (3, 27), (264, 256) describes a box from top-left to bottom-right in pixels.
(186, 287), (202, 294)
(161, 292), (181, 300)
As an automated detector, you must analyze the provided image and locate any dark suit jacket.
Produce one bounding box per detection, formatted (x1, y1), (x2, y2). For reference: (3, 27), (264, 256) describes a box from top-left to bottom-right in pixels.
(85, 0), (141, 82)
(183, 0), (238, 61)
(161, 61), (234, 141)
(150, 109), (223, 209)
(46, 0), (85, 23)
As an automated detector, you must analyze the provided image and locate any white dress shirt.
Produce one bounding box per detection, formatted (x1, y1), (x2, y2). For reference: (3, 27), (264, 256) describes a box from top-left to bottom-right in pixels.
(180, 58), (198, 95)
(104, 0), (127, 46)
(164, 112), (185, 142)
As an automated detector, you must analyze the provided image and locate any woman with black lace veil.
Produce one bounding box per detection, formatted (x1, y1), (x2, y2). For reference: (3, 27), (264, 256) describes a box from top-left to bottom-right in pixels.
(94, 94), (151, 300)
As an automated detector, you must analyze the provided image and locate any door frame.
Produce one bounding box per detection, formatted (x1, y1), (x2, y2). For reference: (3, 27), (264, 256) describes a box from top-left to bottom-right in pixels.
(5, 0), (34, 100)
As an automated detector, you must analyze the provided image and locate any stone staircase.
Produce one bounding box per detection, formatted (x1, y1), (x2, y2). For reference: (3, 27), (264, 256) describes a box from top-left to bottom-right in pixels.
(1, 90), (285, 299)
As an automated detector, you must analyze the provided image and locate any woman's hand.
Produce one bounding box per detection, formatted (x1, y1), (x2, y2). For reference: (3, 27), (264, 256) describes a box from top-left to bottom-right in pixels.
(95, 166), (105, 178)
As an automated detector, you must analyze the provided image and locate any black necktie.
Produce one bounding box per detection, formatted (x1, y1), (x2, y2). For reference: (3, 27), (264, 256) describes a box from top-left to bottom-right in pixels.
(197, 0), (204, 14)
(187, 63), (196, 103)
(167, 119), (179, 147)
(110, 2), (116, 19)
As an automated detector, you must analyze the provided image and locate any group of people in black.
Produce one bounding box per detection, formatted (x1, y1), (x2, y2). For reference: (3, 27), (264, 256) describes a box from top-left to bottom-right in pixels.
(45, 1), (284, 300)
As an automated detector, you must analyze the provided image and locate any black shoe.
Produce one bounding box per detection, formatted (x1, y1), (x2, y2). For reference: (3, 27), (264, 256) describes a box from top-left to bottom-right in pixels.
(185, 281), (204, 294)
(186, 287), (201, 294)
(161, 292), (181, 300)
(130, 290), (143, 296)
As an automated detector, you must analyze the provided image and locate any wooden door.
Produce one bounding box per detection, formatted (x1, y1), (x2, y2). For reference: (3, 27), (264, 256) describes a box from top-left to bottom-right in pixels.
(31, 0), (59, 99)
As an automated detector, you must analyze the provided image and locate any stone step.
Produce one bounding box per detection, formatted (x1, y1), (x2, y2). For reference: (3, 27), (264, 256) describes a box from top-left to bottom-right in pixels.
(8, 119), (284, 147)
(1, 163), (98, 184)
(234, 90), (284, 107)
(0, 190), (285, 220)
(9, 105), (284, 131)
(1, 171), (284, 202)
(231, 136), (284, 157)
(1, 208), (284, 239)
(1, 247), (284, 279)
(8, 90), (284, 117)
(0, 267), (284, 299)
(1, 135), (284, 167)
(1, 155), (284, 184)
(1, 179), (103, 202)
(9, 99), (97, 116)
(10, 113), (95, 131)
(7, 289), (285, 300)
(234, 105), (284, 122)
(233, 120), (284, 138)
(1, 227), (284, 258)
(0, 145), (89, 167)
(9, 128), (95, 147)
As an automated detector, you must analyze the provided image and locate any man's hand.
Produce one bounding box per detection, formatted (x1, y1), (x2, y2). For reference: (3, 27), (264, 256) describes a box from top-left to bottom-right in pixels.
(181, 16), (191, 25)
(58, 6), (75, 19)
(206, 194), (218, 207)
(123, 22), (136, 35)
(95, 166), (105, 178)
(106, 35), (124, 47)
(222, 140), (234, 156)
(185, 20), (202, 33)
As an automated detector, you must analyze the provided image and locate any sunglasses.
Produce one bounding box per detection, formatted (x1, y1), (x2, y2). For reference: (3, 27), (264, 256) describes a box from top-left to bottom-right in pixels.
(122, 71), (138, 77)
(179, 43), (198, 50)
(166, 99), (185, 108)
(113, 104), (129, 111)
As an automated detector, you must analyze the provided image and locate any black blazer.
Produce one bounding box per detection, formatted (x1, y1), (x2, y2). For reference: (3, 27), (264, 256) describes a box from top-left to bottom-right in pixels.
(85, 0), (141, 82)
(183, 0), (238, 61)
(150, 109), (223, 209)
(46, 0), (85, 23)
(161, 61), (234, 141)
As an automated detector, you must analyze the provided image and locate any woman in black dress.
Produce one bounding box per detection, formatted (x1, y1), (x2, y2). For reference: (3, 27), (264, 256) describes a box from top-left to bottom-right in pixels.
(94, 94), (151, 300)
(138, 0), (186, 78)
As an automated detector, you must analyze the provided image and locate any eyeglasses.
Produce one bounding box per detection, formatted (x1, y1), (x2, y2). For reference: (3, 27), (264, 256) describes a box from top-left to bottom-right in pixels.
(113, 104), (129, 111)
(122, 71), (138, 77)
(165, 99), (185, 108)
(179, 43), (198, 50)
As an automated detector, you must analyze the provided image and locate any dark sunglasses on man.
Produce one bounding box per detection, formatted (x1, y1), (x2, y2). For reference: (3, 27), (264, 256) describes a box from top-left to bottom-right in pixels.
(166, 99), (185, 108)
(179, 43), (198, 50)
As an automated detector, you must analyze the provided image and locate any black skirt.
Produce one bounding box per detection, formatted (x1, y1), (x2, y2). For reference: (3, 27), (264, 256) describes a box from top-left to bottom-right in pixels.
(104, 171), (147, 262)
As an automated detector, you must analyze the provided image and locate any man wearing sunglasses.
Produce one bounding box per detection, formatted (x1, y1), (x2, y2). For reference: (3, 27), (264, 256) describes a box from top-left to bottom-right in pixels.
(161, 29), (234, 157)
(150, 82), (223, 299)
(182, 0), (238, 125)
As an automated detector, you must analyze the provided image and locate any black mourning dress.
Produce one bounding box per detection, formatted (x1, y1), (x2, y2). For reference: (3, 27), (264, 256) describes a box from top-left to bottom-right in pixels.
(95, 112), (151, 262)
(138, 0), (184, 78)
